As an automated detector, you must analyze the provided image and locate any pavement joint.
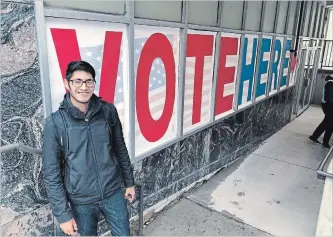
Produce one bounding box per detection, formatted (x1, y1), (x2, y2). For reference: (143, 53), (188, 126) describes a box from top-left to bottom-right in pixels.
(252, 153), (318, 171)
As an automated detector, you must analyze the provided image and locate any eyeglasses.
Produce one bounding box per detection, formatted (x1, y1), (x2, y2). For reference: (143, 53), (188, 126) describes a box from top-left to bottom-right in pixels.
(69, 79), (95, 88)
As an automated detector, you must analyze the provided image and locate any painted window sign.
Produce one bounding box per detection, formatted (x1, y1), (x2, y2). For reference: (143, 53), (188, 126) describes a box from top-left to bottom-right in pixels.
(256, 36), (273, 101)
(215, 33), (240, 120)
(238, 34), (258, 109)
(269, 37), (284, 96)
(46, 19), (130, 147)
(288, 40), (298, 87)
(134, 26), (179, 155)
(280, 39), (292, 90)
(45, 18), (297, 158)
(183, 30), (215, 133)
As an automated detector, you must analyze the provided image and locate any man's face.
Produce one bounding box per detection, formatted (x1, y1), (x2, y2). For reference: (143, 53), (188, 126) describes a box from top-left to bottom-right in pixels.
(65, 70), (95, 103)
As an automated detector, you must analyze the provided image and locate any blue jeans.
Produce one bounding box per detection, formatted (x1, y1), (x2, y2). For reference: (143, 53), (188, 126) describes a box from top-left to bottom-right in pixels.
(71, 188), (130, 236)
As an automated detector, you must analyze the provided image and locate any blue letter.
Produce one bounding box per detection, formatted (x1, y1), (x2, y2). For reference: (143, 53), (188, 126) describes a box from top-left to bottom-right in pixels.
(256, 38), (272, 98)
(269, 39), (282, 93)
(238, 37), (258, 106)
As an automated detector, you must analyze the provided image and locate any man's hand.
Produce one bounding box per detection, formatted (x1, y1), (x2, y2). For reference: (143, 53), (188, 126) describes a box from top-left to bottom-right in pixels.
(125, 186), (136, 202)
(60, 218), (78, 236)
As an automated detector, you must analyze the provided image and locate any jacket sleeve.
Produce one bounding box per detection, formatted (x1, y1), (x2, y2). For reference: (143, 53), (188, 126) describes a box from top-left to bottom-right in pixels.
(110, 104), (135, 188)
(324, 81), (333, 104)
(42, 116), (73, 223)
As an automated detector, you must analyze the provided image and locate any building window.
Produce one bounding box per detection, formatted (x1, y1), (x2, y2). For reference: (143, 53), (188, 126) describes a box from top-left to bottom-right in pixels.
(286, 1), (298, 35)
(316, 5), (324, 38)
(276, 1), (288, 34)
(221, 1), (244, 30)
(262, 1), (277, 33)
(134, 1), (182, 22)
(302, 1), (312, 36)
(44, 0), (126, 15)
(308, 1), (318, 37)
(311, 2), (321, 37)
(244, 1), (263, 32)
(188, 1), (218, 26)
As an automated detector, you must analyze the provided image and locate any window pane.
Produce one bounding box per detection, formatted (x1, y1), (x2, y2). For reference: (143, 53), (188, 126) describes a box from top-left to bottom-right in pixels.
(188, 1), (218, 26)
(314, 4), (321, 37)
(315, 6), (323, 38)
(321, 8), (332, 39)
(317, 6), (325, 38)
(263, 1), (277, 32)
(308, 2), (318, 37)
(134, 1), (182, 22)
(276, 1), (288, 34)
(221, 1), (244, 30)
(286, 1), (297, 35)
(302, 1), (312, 36)
(245, 1), (262, 31)
(44, 0), (125, 15)
(326, 9), (333, 39)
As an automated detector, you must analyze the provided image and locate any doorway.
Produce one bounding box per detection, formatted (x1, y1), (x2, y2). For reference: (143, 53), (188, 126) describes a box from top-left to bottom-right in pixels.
(295, 47), (321, 116)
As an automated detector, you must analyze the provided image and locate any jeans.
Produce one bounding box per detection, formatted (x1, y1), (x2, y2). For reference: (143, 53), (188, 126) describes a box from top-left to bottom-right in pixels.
(71, 188), (130, 236)
(311, 103), (333, 145)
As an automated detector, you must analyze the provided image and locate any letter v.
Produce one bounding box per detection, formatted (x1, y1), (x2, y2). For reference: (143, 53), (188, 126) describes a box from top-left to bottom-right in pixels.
(51, 28), (122, 103)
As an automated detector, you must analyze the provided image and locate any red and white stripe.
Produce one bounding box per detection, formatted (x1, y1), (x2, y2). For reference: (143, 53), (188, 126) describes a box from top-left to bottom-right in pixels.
(183, 56), (213, 132)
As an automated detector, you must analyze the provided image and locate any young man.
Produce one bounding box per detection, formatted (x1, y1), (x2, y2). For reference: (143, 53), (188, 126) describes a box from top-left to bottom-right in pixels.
(42, 61), (135, 236)
(309, 75), (333, 149)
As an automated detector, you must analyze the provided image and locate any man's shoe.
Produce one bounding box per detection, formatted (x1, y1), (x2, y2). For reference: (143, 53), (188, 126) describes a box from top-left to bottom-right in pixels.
(322, 143), (331, 149)
(309, 136), (320, 144)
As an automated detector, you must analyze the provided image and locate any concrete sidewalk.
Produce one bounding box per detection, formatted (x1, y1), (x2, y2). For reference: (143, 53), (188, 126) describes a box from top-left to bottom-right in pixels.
(143, 106), (329, 236)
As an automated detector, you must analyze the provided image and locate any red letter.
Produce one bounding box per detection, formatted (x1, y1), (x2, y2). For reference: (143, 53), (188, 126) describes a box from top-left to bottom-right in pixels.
(99, 32), (122, 103)
(215, 36), (239, 115)
(136, 33), (176, 142)
(50, 29), (81, 93)
(186, 34), (214, 125)
(50, 29), (122, 103)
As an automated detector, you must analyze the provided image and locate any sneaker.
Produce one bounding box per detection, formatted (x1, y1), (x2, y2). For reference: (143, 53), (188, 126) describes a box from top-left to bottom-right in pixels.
(322, 143), (331, 149)
(309, 136), (320, 144)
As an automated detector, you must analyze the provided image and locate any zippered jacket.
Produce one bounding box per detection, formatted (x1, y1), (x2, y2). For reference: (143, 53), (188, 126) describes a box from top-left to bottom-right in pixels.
(42, 93), (134, 223)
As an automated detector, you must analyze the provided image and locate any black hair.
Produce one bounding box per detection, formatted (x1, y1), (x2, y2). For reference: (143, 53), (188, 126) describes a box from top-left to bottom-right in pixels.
(65, 61), (96, 81)
(325, 75), (333, 81)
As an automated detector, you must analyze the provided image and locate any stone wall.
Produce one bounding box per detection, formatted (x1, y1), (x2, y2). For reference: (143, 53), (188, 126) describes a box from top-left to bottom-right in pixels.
(134, 86), (295, 212)
(1, 1), (53, 235)
(0, 1), (296, 235)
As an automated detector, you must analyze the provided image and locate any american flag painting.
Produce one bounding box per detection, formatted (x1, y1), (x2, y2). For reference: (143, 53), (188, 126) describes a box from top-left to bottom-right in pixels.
(79, 43), (127, 130)
(134, 28), (180, 156)
(45, 18), (130, 146)
(78, 43), (128, 144)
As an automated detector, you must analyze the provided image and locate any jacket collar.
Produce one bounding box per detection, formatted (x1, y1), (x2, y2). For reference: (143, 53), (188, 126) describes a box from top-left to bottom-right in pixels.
(59, 93), (102, 120)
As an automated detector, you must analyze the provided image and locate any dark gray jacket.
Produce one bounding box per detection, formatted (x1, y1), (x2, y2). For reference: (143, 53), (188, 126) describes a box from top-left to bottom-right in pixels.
(42, 93), (134, 223)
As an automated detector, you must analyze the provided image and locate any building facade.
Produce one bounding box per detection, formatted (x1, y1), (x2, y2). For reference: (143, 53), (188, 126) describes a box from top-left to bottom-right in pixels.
(1, 0), (331, 235)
